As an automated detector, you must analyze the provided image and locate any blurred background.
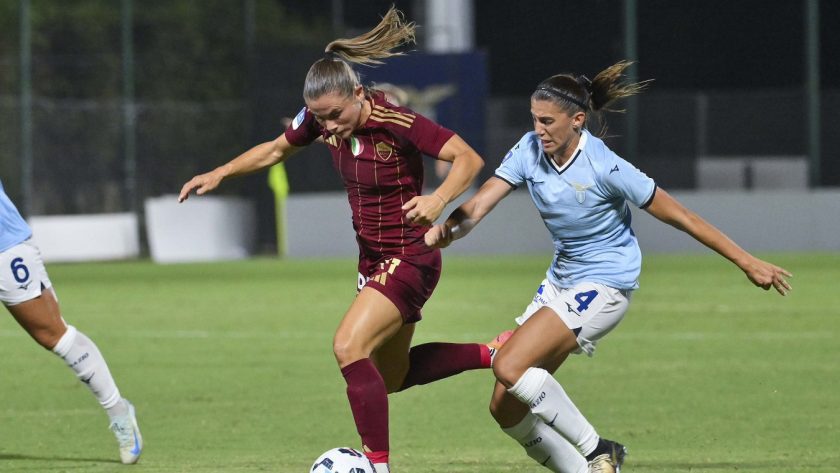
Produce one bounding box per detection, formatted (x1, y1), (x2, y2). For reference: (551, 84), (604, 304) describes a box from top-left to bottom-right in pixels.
(1, 0), (837, 258)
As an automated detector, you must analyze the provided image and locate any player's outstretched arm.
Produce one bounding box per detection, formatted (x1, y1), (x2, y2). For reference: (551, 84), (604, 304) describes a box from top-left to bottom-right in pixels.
(402, 134), (484, 226)
(178, 134), (300, 203)
(644, 187), (792, 295)
(425, 176), (512, 248)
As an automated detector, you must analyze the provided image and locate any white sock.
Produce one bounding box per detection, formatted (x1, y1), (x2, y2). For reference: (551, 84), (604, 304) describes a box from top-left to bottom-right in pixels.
(52, 325), (123, 413)
(502, 411), (588, 473)
(373, 462), (390, 473)
(508, 367), (599, 457)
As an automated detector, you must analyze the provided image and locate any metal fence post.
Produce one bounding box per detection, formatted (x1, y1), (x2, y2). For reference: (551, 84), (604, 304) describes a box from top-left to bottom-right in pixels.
(805, 0), (821, 187)
(623, 0), (639, 163)
(19, 0), (32, 216)
(122, 0), (137, 212)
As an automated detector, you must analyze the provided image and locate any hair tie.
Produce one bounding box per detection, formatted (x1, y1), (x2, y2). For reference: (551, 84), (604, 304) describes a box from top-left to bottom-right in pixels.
(324, 50), (340, 60)
(577, 75), (593, 90)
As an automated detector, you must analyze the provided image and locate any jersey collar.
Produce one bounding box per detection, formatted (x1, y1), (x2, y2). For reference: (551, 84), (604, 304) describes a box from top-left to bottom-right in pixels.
(543, 130), (588, 176)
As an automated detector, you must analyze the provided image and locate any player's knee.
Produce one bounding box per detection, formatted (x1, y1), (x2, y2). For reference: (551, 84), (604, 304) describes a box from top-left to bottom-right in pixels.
(32, 325), (66, 350)
(332, 337), (365, 366)
(489, 392), (530, 427)
(492, 351), (527, 389)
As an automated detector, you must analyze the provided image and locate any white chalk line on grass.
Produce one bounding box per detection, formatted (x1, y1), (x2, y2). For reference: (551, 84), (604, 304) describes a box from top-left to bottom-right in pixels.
(0, 399), (252, 419)
(0, 329), (834, 342)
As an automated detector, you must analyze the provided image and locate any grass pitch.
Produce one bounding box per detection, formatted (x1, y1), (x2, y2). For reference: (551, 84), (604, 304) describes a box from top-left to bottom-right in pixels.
(0, 253), (838, 472)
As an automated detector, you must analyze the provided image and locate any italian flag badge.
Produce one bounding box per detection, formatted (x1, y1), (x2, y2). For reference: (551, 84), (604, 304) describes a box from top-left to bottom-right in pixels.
(350, 136), (364, 156)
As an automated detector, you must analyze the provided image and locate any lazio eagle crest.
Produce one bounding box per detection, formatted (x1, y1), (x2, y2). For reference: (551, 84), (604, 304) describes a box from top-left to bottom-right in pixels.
(571, 182), (593, 203)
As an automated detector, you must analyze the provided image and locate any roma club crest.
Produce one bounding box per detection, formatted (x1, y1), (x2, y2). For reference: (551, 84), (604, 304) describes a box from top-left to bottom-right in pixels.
(375, 141), (394, 160)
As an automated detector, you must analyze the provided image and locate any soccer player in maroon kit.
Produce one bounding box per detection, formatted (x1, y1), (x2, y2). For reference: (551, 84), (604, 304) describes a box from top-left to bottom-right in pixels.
(178, 8), (506, 473)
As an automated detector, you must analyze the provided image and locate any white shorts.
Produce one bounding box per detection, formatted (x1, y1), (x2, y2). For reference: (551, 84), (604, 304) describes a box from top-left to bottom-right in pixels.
(0, 240), (52, 306)
(515, 279), (631, 356)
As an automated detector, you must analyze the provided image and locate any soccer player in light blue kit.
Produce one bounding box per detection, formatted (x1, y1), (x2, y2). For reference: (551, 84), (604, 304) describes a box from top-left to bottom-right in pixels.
(0, 179), (142, 464)
(426, 61), (792, 473)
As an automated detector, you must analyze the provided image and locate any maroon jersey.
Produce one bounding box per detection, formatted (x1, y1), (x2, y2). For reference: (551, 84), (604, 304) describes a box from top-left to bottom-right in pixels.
(284, 91), (455, 258)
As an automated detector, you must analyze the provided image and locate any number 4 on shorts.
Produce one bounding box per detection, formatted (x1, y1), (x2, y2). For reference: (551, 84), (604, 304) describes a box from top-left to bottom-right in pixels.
(574, 289), (598, 312)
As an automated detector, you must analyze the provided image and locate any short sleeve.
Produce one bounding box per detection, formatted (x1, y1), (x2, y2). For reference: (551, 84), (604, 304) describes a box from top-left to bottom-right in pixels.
(601, 154), (656, 208)
(283, 106), (322, 147)
(493, 135), (531, 188)
(404, 112), (456, 158)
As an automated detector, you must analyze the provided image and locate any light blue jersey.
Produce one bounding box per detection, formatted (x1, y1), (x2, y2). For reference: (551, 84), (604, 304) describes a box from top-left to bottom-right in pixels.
(0, 179), (33, 253)
(495, 130), (656, 290)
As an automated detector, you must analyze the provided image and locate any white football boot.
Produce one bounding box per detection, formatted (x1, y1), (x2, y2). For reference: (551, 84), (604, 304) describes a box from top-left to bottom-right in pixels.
(109, 399), (143, 464)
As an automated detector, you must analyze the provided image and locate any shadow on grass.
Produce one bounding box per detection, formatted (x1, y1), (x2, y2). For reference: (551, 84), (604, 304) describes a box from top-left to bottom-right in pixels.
(629, 459), (812, 471)
(0, 453), (119, 464)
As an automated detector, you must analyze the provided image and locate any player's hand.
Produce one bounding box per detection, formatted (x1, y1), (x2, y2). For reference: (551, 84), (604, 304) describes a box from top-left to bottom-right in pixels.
(743, 256), (792, 296)
(425, 223), (453, 248)
(178, 170), (224, 203)
(402, 193), (446, 226)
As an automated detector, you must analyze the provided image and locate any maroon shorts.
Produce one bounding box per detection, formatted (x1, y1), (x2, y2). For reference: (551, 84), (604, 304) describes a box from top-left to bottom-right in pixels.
(357, 249), (442, 324)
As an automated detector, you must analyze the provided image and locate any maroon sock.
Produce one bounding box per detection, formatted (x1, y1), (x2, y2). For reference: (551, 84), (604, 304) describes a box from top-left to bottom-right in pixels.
(397, 342), (490, 392)
(341, 358), (389, 458)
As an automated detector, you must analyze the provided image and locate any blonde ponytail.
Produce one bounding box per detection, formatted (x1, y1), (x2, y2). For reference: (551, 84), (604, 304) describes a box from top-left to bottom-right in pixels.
(325, 7), (416, 65)
(303, 7), (416, 101)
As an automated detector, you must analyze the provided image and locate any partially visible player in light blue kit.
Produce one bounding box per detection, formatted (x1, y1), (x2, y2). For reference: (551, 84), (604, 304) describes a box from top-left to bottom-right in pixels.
(426, 61), (792, 473)
(0, 179), (142, 464)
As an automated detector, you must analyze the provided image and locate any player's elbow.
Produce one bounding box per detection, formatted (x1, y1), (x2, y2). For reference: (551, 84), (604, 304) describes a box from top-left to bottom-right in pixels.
(467, 151), (485, 173)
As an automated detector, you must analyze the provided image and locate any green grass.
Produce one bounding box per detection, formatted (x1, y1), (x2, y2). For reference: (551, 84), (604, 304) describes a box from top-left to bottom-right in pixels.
(0, 253), (838, 472)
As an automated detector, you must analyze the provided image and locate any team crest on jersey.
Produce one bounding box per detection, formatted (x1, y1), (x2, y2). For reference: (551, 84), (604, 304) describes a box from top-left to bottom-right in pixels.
(291, 107), (306, 130)
(350, 136), (364, 156)
(571, 182), (594, 204)
(375, 141), (393, 160)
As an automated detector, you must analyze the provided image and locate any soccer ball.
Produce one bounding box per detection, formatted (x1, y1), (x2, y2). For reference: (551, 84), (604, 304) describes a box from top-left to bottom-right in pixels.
(310, 447), (375, 473)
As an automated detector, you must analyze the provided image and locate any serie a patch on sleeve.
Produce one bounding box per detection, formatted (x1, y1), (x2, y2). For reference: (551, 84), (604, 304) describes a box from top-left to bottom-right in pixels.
(502, 149), (514, 163)
(292, 107), (306, 130)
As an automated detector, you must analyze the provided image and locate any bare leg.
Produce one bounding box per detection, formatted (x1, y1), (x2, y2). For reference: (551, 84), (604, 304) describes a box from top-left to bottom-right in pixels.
(7, 287), (65, 349)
